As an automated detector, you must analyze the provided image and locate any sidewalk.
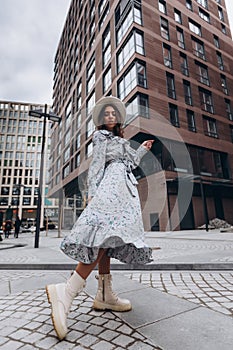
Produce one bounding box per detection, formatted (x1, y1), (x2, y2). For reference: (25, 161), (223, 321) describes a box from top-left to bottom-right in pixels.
(0, 229), (233, 270)
(0, 229), (232, 349)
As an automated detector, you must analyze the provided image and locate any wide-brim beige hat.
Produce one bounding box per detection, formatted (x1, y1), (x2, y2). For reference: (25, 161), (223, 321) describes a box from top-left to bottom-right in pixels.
(92, 96), (126, 126)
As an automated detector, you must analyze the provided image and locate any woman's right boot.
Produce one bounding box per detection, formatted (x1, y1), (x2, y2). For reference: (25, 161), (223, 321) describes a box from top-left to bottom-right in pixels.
(46, 271), (85, 340)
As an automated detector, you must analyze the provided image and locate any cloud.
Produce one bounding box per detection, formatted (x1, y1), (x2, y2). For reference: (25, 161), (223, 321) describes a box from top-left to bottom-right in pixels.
(0, 0), (70, 104)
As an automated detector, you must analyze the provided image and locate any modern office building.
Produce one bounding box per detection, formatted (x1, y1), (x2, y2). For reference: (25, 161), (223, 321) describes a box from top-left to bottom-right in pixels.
(49, 0), (233, 231)
(0, 100), (57, 228)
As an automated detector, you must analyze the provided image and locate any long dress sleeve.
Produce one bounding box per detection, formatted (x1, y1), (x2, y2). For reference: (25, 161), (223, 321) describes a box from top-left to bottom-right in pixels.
(87, 131), (107, 198)
(124, 142), (148, 169)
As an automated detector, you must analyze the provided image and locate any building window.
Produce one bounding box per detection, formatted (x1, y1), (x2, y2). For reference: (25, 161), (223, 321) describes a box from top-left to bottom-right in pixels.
(220, 74), (228, 95)
(195, 61), (209, 86)
(90, 3), (95, 21)
(169, 103), (179, 127)
(180, 53), (189, 76)
(189, 19), (202, 36)
(86, 118), (95, 139)
(199, 88), (214, 113)
(230, 126), (233, 143)
(86, 55), (95, 94)
(86, 141), (93, 158)
(160, 17), (169, 40)
(64, 147), (70, 163)
(126, 93), (149, 124)
(183, 80), (193, 105)
(99, 4), (110, 30)
(87, 92), (95, 116)
(186, 110), (196, 132)
(216, 51), (224, 70)
(203, 117), (218, 138)
(102, 24), (111, 68)
(192, 37), (205, 60)
(76, 79), (82, 111)
(63, 164), (70, 179)
(76, 152), (80, 167)
(158, 0), (167, 14)
(177, 27), (185, 49)
(213, 35), (220, 48)
(221, 23), (226, 34)
(89, 19), (95, 38)
(115, 1), (142, 45)
(23, 198), (31, 206)
(118, 60), (147, 100)
(186, 0), (193, 10)
(76, 113), (81, 130)
(199, 8), (210, 23)
(99, 0), (108, 16)
(64, 130), (71, 147)
(197, 0), (208, 9)
(65, 101), (72, 130)
(166, 73), (176, 99)
(103, 66), (112, 92)
(76, 132), (81, 150)
(218, 6), (224, 21)
(174, 9), (182, 24)
(225, 99), (233, 121)
(117, 30), (144, 73)
(163, 43), (172, 68)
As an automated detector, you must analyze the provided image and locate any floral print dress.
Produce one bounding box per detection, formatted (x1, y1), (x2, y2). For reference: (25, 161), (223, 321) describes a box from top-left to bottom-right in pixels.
(60, 130), (153, 265)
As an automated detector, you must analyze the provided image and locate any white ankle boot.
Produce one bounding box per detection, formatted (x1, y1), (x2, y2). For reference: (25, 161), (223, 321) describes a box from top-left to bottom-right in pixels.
(93, 274), (132, 312)
(46, 271), (85, 340)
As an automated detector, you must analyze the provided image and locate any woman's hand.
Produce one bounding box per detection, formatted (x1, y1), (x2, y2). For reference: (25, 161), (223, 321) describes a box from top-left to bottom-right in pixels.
(142, 140), (154, 151)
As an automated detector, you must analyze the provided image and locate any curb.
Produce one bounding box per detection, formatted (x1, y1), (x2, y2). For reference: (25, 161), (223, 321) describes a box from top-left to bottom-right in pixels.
(0, 263), (232, 270)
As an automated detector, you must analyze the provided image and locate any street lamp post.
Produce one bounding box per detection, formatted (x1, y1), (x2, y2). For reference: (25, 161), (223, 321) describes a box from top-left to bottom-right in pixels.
(29, 104), (61, 248)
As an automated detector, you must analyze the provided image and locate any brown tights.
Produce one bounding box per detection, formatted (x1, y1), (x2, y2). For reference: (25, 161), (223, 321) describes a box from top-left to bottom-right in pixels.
(75, 249), (111, 280)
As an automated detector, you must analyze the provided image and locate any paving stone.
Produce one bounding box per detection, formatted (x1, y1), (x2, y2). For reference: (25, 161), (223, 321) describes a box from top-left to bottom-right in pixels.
(0, 340), (23, 350)
(65, 330), (84, 342)
(19, 345), (37, 350)
(53, 341), (75, 349)
(21, 331), (45, 344)
(85, 324), (104, 335)
(71, 320), (90, 331)
(35, 336), (59, 349)
(104, 320), (121, 330)
(0, 326), (18, 337)
(89, 316), (108, 326)
(112, 334), (134, 347)
(0, 336), (8, 346)
(24, 321), (42, 331)
(10, 329), (31, 340)
(76, 314), (93, 322)
(91, 340), (115, 350)
(78, 334), (99, 347)
(99, 329), (118, 341)
(117, 324), (133, 335)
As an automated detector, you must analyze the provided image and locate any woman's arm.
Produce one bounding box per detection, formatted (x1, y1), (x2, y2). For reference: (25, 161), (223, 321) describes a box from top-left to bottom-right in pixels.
(87, 131), (107, 198)
(124, 140), (154, 168)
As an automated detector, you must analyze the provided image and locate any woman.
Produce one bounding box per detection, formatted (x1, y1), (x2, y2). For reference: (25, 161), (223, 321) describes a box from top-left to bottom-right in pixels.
(46, 96), (154, 340)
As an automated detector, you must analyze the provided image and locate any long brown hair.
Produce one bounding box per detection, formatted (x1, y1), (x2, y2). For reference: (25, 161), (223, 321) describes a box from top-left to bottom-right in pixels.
(97, 104), (124, 138)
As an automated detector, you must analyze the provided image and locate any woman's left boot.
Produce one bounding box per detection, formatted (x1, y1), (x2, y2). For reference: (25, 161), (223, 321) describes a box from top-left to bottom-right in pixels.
(46, 271), (85, 340)
(93, 274), (132, 312)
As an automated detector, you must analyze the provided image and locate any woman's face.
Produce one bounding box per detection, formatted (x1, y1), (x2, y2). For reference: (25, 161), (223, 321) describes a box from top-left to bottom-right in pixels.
(103, 105), (117, 130)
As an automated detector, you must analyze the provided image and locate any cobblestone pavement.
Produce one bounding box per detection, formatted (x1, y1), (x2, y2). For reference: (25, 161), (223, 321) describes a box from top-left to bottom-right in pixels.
(125, 271), (233, 317)
(0, 271), (160, 350)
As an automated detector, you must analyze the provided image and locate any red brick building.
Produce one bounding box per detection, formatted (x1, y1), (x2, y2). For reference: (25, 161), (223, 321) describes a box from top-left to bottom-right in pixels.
(49, 0), (233, 231)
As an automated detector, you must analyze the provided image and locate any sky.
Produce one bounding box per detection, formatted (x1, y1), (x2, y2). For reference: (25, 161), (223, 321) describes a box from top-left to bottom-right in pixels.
(0, 0), (232, 106)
